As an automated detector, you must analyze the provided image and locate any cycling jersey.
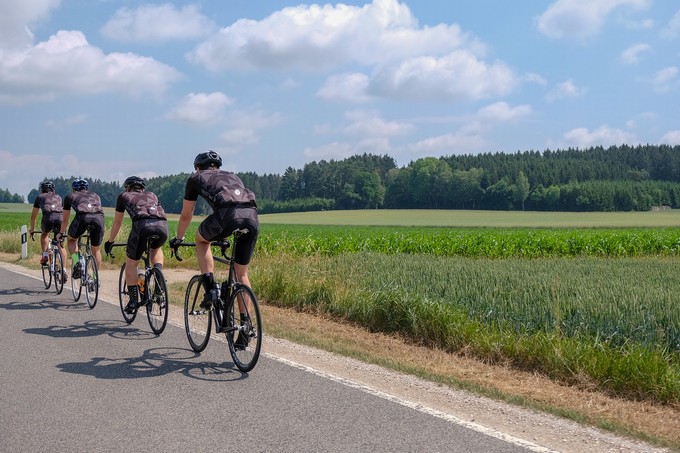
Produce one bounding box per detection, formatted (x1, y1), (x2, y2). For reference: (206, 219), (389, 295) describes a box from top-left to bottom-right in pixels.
(63, 190), (104, 215)
(115, 189), (167, 221)
(184, 169), (257, 211)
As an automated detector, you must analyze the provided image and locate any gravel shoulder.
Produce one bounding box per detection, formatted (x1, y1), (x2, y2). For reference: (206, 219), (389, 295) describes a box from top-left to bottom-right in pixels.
(1, 258), (675, 453)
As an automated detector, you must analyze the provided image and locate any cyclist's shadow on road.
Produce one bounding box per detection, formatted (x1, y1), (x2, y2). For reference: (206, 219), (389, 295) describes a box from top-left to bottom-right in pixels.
(23, 319), (156, 340)
(0, 287), (86, 312)
(55, 347), (246, 382)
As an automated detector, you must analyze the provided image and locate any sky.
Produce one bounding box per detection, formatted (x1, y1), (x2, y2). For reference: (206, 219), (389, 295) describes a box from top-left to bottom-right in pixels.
(1, 0), (679, 199)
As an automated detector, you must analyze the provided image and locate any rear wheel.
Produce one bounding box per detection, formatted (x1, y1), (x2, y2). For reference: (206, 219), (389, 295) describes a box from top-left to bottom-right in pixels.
(41, 255), (52, 289)
(226, 284), (262, 372)
(118, 263), (136, 323)
(184, 275), (211, 352)
(84, 255), (98, 309)
(146, 267), (168, 335)
(53, 249), (65, 295)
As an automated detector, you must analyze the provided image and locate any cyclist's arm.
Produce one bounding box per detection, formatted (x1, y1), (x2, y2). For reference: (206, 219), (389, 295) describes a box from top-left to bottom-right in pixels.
(29, 206), (39, 233)
(108, 210), (125, 243)
(59, 208), (71, 236)
(176, 199), (196, 241)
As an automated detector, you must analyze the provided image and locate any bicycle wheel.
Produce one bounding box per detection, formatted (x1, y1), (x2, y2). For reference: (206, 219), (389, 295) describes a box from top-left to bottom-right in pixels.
(226, 284), (262, 372)
(71, 258), (82, 301)
(84, 255), (99, 309)
(118, 263), (136, 323)
(41, 257), (52, 289)
(146, 267), (168, 335)
(53, 249), (65, 295)
(184, 275), (211, 352)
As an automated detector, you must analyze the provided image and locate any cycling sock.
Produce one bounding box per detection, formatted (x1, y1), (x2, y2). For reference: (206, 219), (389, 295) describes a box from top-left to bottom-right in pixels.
(202, 272), (215, 291)
(71, 253), (79, 265)
(153, 263), (163, 270)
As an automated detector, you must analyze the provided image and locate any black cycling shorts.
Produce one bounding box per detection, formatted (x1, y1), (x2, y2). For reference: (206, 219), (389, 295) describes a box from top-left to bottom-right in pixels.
(67, 213), (105, 247)
(126, 219), (168, 261)
(41, 213), (62, 234)
(198, 206), (259, 265)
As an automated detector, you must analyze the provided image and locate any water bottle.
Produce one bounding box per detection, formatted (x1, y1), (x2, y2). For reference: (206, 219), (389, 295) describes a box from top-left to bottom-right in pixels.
(137, 269), (145, 295)
(79, 255), (85, 269)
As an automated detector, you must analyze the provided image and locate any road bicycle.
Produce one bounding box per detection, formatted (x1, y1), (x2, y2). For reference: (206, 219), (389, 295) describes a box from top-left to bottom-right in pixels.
(70, 226), (99, 308)
(106, 236), (169, 335)
(172, 228), (262, 372)
(31, 229), (66, 295)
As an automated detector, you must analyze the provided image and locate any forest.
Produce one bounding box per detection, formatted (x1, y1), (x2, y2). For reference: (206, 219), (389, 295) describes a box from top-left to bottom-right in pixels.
(25, 144), (680, 214)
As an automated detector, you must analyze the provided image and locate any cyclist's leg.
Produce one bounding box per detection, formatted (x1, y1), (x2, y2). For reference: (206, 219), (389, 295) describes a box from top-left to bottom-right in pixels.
(148, 220), (168, 268)
(88, 214), (105, 270)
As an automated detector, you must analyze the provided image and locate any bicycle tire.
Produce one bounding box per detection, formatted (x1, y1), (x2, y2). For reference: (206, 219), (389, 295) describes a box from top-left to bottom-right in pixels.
(71, 257), (82, 302)
(226, 283), (262, 372)
(118, 263), (136, 323)
(41, 257), (52, 289)
(184, 275), (211, 352)
(53, 248), (65, 295)
(84, 255), (98, 309)
(146, 267), (168, 335)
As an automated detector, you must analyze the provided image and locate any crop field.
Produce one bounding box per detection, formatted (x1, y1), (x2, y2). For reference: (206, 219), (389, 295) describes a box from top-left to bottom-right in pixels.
(1, 204), (678, 404)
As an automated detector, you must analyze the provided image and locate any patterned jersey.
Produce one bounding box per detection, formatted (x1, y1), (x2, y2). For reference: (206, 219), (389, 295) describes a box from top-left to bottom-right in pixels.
(115, 189), (167, 221)
(184, 169), (257, 210)
(33, 192), (63, 214)
(63, 190), (103, 215)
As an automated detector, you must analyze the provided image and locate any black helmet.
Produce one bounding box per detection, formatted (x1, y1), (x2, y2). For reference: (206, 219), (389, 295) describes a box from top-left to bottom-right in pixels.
(124, 175), (146, 190)
(40, 181), (55, 193)
(194, 150), (222, 170)
(72, 178), (89, 191)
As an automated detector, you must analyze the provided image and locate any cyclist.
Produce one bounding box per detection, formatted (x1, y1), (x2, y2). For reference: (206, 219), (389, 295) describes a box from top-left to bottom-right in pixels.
(29, 180), (68, 280)
(104, 176), (168, 313)
(59, 178), (105, 279)
(170, 150), (259, 314)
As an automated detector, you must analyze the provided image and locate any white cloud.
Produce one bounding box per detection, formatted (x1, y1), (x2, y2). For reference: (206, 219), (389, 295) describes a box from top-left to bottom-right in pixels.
(620, 43), (650, 65)
(188, 0), (474, 72)
(46, 113), (89, 128)
(660, 130), (680, 145)
(536, 0), (651, 40)
(661, 9), (680, 39)
(368, 50), (517, 102)
(317, 73), (372, 103)
(342, 110), (414, 137)
(546, 79), (586, 102)
(562, 125), (637, 147)
(651, 66), (679, 93)
(477, 102), (532, 123)
(0, 0), (60, 49)
(524, 72), (548, 86)
(406, 129), (488, 156)
(165, 92), (233, 124)
(219, 109), (283, 147)
(0, 30), (180, 105)
(101, 3), (216, 43)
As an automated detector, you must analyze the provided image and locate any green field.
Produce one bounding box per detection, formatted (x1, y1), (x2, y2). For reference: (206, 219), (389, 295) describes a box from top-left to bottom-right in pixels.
(1, 203), (678, 405)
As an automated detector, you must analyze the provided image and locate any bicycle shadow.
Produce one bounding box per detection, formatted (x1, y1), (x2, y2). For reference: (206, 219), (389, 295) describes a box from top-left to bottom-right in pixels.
(0, 291), (89, 313)
(56, 347), (246, 381)
(23, 319), (157, 341)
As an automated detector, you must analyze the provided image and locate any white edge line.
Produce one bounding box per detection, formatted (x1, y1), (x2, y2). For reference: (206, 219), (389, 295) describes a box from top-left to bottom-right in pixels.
(266, 354), (557, 453)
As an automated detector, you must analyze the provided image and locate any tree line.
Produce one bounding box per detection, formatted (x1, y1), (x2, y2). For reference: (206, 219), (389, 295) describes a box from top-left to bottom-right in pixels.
(25, 144), (680, 213)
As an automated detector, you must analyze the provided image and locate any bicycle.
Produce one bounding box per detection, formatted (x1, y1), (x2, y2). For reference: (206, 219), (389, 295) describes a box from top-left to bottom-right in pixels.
(31, 229), (66, 295)
(172, 228), (262, 372)
(70, 226), (99, 308)
(106, 237), (169, 335)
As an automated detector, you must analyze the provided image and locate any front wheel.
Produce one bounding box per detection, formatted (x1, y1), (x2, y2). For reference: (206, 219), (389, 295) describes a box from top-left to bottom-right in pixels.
(84, 255), (98, 309)
(146, 267), (168, 335)
(41, 255), (52, 289)
(226, 284), (262, 372)
(53, 249), (65, 295)
(71, 258), (82, 302)
(184, 275), (211, 352)
(118, 263), (136, 323)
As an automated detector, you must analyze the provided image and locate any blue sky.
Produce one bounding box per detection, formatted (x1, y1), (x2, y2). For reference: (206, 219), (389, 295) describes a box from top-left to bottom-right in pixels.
(1, 0), (679, 199)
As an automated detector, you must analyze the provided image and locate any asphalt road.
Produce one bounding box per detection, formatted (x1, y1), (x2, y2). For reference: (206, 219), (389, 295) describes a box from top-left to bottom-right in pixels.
(0, 267), (547, 453)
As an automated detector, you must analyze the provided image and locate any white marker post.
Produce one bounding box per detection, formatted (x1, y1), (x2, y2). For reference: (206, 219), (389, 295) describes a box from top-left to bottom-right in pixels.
(21, 225), (28, 259)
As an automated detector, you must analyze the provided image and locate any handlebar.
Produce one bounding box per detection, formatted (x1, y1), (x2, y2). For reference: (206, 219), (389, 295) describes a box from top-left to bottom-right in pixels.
(105, 242), (126, 258)
(170, 239), (230, 262)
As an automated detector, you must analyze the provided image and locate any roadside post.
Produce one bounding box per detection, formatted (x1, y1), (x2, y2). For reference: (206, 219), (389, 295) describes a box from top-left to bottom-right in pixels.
(21, 225), (28, 259)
